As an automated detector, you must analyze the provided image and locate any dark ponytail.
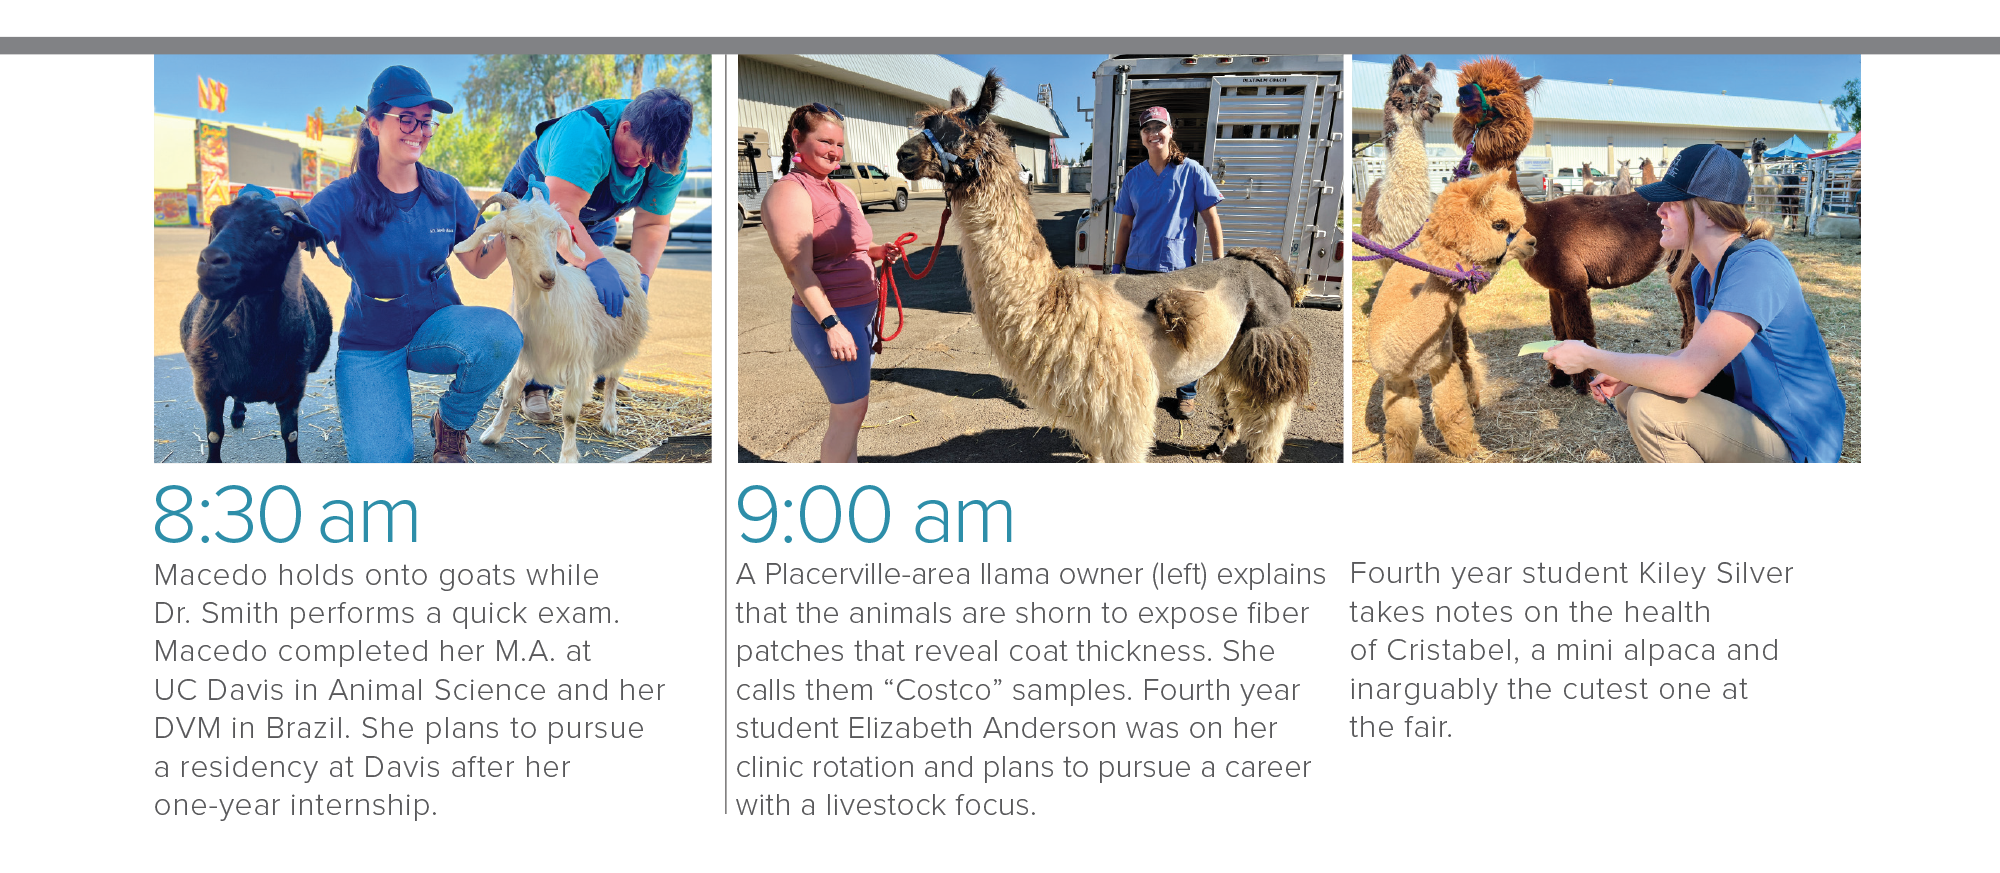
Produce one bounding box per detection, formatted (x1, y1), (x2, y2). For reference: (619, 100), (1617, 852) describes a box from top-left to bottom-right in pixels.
(350, 104), (451, 230)
(779, 103), (843, 176)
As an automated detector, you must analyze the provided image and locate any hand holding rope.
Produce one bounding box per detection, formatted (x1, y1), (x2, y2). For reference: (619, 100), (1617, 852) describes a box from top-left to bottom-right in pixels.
(872, 207), (952, 354)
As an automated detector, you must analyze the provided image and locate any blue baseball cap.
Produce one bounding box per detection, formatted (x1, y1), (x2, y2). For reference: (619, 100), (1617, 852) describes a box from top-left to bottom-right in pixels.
(356, 65), (454, 115)
(1636, 143), (1748, 204)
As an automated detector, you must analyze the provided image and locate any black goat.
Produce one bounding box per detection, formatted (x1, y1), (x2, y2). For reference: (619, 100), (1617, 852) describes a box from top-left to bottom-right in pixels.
(180, 193), (333, 462)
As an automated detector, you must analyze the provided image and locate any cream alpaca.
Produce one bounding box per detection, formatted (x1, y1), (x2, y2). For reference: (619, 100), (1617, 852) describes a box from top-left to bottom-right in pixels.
(1360, 55), (1443, 248)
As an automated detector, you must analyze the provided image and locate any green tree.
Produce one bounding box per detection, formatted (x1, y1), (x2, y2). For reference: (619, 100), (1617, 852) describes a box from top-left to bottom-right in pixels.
(459, 55), (626, 151)
(1831, 78), (1860, 132)
(426, 110), (513, 188)
(334, 107), (364, 127)
(613, 54), (713, 136)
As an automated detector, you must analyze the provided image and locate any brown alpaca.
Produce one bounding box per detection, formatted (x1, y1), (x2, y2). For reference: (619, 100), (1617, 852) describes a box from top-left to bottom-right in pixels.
(1579, 162), (1596, 195)
(1457, 59), (1685, 391)
(1360, 54), (1442, 247)
(1640, 157), (1658, 185)
(893, 72), (1312, 462)
(1452, 58), (1540, 172)
(1368, 169), (1538, 462)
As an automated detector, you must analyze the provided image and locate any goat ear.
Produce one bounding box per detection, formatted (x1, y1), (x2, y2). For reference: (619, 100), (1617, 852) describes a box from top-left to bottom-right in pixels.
(206, 203), (234, 242)
(286, 213), (329, 258)
(454, 213), (505, 255)
(1520, 75), (1542, 93)
(967, 71), (1002, 124)
(559, 227), (587, 264)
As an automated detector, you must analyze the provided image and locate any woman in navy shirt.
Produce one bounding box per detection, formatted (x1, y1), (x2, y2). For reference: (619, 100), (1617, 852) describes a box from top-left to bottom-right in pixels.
(1110, 106), (1224, 420)
(304, 66), (519, 463)
(1544, 144), (1845, 462)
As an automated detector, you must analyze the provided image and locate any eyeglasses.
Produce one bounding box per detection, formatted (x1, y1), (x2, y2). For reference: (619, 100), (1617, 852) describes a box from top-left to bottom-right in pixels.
(810, 102), (844, 120)
(378, 112), (439, 135)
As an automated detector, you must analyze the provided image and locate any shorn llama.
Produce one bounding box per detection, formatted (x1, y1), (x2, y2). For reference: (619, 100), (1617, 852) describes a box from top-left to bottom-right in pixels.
(1360, 54), (1443, 249)
(893, 71), (1312, 462)
(1368, 169), (1537, 462)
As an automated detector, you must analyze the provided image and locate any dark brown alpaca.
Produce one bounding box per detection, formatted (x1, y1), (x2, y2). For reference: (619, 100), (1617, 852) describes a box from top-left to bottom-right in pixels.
(1456, 60), (1688, 391)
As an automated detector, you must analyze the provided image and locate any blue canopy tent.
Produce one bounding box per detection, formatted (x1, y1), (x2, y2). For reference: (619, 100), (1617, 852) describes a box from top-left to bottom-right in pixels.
(1763, 135), (1814, 159)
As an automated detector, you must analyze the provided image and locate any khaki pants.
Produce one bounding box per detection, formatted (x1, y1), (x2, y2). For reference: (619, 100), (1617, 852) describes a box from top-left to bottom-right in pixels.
(1614, 387), (1792, 463)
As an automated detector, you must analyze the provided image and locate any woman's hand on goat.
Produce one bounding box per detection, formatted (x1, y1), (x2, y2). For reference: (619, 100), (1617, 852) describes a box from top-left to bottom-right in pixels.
(1542, 340), (1598, 375)
(826, 324), (858, 362)
(583, 259), (629, 318)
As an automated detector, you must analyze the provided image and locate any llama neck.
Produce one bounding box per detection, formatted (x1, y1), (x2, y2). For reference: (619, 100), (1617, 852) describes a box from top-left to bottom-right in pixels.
(950, 173), (1059, 313)
(1384, 111), (1429, 180)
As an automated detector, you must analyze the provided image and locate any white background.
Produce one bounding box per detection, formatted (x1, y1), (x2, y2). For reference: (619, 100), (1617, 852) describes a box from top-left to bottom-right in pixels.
(2, 22), (1995, 873)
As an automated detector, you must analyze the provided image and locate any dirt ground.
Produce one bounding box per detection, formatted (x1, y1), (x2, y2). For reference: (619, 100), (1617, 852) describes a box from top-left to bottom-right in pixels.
(154, 227), (712, 463)
(1349, 223), (1862, 463)
(736, 191), (1345, 463)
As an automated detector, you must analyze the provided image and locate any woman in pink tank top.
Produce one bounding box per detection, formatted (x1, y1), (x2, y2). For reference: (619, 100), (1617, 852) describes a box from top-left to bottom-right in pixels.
(764, 103), (901, 463)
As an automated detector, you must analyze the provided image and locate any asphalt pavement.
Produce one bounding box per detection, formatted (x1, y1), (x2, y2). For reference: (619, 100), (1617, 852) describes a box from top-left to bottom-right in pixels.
(736, 191), (1345, 463)
(154, 228), (712, 464)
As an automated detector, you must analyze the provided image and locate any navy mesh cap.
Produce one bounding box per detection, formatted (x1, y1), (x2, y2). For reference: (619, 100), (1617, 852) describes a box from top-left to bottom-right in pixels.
(1636, 143), (1748, 204)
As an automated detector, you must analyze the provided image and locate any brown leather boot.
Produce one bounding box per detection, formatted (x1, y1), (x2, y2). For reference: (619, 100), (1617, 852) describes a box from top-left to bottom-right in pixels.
(430, 412), (471, 463)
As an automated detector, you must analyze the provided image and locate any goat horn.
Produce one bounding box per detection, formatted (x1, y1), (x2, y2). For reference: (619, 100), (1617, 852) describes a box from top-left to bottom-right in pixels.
(480, 192), (519, 214)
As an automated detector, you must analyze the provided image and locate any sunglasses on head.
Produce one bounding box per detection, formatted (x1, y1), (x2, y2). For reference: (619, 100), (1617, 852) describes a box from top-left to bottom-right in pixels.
(811, 102), (843, 120)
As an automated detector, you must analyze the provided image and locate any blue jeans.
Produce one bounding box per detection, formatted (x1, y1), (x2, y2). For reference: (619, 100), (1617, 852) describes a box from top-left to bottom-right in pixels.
(527, 219), (622, 396)
(335, 305), (523, 462)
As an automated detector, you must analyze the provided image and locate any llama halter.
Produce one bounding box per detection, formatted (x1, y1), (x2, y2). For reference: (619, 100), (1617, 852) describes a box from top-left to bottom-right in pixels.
(922, 127), (979, 180)
(1351, 222), (1500, 294)
(1453, 83), (1495, 180)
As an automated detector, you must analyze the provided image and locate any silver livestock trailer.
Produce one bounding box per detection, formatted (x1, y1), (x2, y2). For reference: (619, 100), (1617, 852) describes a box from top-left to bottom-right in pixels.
(1073, 54), (1347, 308)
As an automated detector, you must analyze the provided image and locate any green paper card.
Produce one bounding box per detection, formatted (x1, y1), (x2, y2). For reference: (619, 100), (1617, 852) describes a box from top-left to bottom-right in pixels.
(1518, 340), (1561, 356)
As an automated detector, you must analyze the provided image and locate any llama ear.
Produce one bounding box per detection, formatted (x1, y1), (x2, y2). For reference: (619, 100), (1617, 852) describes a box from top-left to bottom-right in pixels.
(1391, 54), (1415, 77)
(1520, 76), (1542, 93)
(968, 71), (1002, 124)
(1423, 62), (1437, 76)
(948, 88), (967, 110)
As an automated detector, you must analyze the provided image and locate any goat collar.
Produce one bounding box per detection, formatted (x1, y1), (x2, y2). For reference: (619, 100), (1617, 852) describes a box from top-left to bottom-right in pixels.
(922, 128), (979, 183)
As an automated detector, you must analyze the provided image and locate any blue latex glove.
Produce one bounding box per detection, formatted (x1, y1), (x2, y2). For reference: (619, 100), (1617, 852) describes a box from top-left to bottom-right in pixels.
(583, 259), (628, 318)
(639, 273), (650, 294)
(1106, 263), (1125, 275)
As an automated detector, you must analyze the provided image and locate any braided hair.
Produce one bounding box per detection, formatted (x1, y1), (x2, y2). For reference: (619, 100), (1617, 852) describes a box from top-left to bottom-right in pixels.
(779, 103), (843, 175)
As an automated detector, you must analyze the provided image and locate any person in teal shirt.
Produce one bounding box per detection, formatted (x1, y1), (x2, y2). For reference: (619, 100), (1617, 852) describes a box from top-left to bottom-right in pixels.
(499, 87), (694, 420)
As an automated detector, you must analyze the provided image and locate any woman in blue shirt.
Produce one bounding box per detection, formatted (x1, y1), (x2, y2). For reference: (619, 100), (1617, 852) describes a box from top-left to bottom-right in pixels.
(1543, 144), (1845, 462)
(1110, 106), (1224, 419)
(304, 66), (519, 463)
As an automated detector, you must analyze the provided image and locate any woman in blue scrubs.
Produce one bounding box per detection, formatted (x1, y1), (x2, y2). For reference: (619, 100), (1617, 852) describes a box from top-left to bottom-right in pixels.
(1110, 106), (1224, 419)
(304, 66), (519, 463)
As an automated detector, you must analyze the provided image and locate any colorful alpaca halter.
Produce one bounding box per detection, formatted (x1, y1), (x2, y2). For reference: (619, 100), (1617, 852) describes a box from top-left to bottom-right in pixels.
(1351, 222), (1497, 294)
(871, 207), (953, 353)
(1454, 83), (1495, 180)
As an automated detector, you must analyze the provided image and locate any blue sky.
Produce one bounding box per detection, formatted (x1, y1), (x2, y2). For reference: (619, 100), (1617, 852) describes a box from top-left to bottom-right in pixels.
(154, 55), (714, 166)
(943, 54), (1106, 161)
(1355, 55), (1861, 128)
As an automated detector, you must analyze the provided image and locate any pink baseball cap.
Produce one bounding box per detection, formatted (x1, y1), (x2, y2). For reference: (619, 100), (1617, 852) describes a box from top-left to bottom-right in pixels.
(1139, 107), (1171, 128)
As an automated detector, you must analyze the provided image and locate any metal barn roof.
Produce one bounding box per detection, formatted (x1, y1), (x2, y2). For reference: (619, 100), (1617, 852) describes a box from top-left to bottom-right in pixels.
(744, 54), (1067, 138)
(1352, 60), (1839, 133)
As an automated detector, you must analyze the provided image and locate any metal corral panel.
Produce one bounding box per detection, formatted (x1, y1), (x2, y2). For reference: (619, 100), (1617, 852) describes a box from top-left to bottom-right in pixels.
(744, 54), (1065, 137)
(1353, 119), (1836, 191)
(1351, 60), (1839, 132)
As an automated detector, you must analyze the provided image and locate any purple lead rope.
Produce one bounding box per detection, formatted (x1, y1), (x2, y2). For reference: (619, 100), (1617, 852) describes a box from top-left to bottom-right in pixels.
(1350, 223), (1494, 294)
(1453, 130), (1479, 180)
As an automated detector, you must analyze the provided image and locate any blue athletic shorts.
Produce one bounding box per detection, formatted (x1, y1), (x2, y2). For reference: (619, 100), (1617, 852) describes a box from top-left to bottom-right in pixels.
(791, 302), (877, 405)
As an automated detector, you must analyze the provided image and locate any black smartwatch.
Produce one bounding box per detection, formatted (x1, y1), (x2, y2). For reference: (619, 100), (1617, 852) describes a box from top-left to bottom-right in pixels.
(819, 314), (840, 331)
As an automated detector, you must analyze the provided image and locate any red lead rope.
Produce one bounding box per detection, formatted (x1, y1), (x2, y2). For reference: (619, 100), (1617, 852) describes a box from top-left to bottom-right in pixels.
(872, 207), (951, 354)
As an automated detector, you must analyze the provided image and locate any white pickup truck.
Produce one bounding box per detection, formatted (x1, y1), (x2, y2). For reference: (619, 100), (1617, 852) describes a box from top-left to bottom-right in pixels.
(1073, 54), (1346, 309)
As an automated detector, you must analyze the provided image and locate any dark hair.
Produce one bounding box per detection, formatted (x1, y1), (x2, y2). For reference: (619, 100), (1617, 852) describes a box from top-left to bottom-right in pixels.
(779, 103), (844, 175)
(623, 88), (694, 173)
(349, 103), (450, 230)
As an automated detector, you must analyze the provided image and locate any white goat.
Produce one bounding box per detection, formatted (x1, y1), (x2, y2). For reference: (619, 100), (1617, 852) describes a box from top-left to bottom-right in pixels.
(454, 190), (650, 463)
